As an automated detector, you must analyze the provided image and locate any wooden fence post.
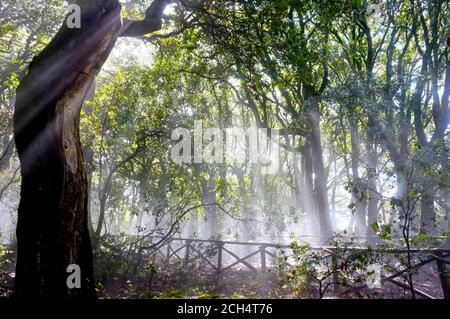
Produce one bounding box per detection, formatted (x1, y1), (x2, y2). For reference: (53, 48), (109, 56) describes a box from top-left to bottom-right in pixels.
(217, 242), (223, 274)
(166, 240), (171, 264)
(184, 240), (191, 267)
(436, 251), (450, 299)
(260, 245), (267, 273)
(332, 252), (340, 293)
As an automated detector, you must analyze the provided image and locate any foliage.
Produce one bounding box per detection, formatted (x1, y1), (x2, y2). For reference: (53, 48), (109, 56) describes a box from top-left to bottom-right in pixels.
(1, 0), (450, 299)
(273, 236), (382, 299)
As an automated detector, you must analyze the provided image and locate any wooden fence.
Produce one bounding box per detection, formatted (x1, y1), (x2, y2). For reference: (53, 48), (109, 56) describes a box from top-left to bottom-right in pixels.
(156, 238), (286, 273)
(149, 237), (450, 299)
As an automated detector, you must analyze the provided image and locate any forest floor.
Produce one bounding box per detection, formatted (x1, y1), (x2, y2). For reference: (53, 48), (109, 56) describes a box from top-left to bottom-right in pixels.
(0, 261), (14, 298)
(95, 263), (444, 299)
(0, 251), (446, 299)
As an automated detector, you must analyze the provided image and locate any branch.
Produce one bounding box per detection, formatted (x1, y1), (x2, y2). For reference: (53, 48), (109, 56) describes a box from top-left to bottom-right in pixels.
(0, 166), (20, 202)
(120, 0), (172, 37)
(0, 138), (14, 166)
(140, 21), (197, 43)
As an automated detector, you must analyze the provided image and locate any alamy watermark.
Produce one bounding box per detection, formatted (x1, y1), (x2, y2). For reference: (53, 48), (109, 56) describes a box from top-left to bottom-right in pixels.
(366, 264), (382, 289)
(170, 121), (280, 174)
(66, 264), (81, 289)
(66, 4), (81, 29)
(366, 1), (381, 16)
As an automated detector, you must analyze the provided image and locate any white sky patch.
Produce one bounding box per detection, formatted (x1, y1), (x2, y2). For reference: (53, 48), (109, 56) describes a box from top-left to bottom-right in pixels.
(163, 3), (176, 16)
(228, 75), (240, 87)
(104, 37), (156, 72)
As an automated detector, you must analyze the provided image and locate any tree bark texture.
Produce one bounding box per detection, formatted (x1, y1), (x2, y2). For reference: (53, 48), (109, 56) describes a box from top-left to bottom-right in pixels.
(13, 0), (122, 298)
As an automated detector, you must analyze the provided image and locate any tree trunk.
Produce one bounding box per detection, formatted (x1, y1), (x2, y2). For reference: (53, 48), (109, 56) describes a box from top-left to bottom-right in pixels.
(349, 116), (367, 237)
(13, 1), (122, 298)
(300, 142), (320, 240)
(82, 81), (97, 238)
(444, 147), (450, 248)
(95, 171), (113, 244)
(308, 99), (332, 242)
(420, 187), (436, 234)
(286, 134), (316, 237)
(200, 177), (217, 240)
(0, 136), (14, 172)
(365, 129), (379, 243)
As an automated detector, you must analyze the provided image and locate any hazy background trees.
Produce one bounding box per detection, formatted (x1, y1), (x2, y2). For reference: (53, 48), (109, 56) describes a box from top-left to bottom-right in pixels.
(0, 0), (448, 291)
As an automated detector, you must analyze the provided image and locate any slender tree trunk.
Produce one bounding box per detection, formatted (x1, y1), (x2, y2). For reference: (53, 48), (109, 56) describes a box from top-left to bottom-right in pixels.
(365, 129), (378, 243)
(13, 1), (122, 298)
(292, 144), (306, 226)
(286, 135), (311, 235)
(349, 116), (367, 237)
(442, 144), (450, 248)
(420, 187), (436, 234)
(200, 177), (217, 240)
(95, 172), (113, 243)
(0, 137), (14, 172)
(330, 175), (337, 229)
(300, 142), (320, 240)
(83, 145), (95, 238)
(308, 99), (332, 241)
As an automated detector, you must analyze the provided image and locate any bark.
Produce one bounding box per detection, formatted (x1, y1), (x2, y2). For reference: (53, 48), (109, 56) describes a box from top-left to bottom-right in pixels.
(0, 137), (14, 172)
(0, 167), (20, 202)
(365, 136), (378, 243)
(308, 99), (332, 241)
(330, 172), (338, 229)
(440, 63), (450, 245)
(359, 13), (379, 243)
(300, 142), (320, 239)
(94, 145), (145, 245)
(286, 135), (309, 233)
(445, 175), (450, 247)
(11, 0), (170, 298)
(200, 177), (217, 240)
(239, 165), (253, 256)
(349, 116), (367, 237)
(13, 1), (123, 298)
(291, 139), (306, 224)
(95, 171), (113, 242)
(82, 80), (96, 237)
(442, 145), (450, 248)
(420, 187), (436, 234)
(436, 253), (450, 299)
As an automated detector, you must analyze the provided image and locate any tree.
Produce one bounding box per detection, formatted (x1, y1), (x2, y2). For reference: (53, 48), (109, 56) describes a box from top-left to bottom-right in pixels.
(13, 0), (170, 298)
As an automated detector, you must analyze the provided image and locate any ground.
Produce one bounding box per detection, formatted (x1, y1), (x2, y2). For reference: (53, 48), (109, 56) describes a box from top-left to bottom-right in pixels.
(0, 245), (447, 299)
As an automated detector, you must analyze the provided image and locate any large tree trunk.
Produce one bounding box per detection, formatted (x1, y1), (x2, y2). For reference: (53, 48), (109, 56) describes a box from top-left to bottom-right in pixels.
(82, 80), (97, 238)
(285, 134), (318, 239)
(13, 1), (122, 298)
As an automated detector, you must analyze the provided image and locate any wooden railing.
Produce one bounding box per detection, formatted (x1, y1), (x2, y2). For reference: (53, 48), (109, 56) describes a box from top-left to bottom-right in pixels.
(148, 237), (450, 299)
(157, 238), (286, 273)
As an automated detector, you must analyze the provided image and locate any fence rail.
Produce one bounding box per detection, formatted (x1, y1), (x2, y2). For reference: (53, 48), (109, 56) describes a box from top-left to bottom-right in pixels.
(145, 237), (450, 299)
(112, 234), (450, 298)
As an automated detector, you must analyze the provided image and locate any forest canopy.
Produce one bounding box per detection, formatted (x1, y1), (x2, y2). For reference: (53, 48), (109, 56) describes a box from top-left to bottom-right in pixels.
(0, 0), (449, 300)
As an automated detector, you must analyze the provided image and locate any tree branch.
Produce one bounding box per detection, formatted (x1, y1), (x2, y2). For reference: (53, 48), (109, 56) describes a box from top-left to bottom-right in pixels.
(120, 0), (172, 37)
